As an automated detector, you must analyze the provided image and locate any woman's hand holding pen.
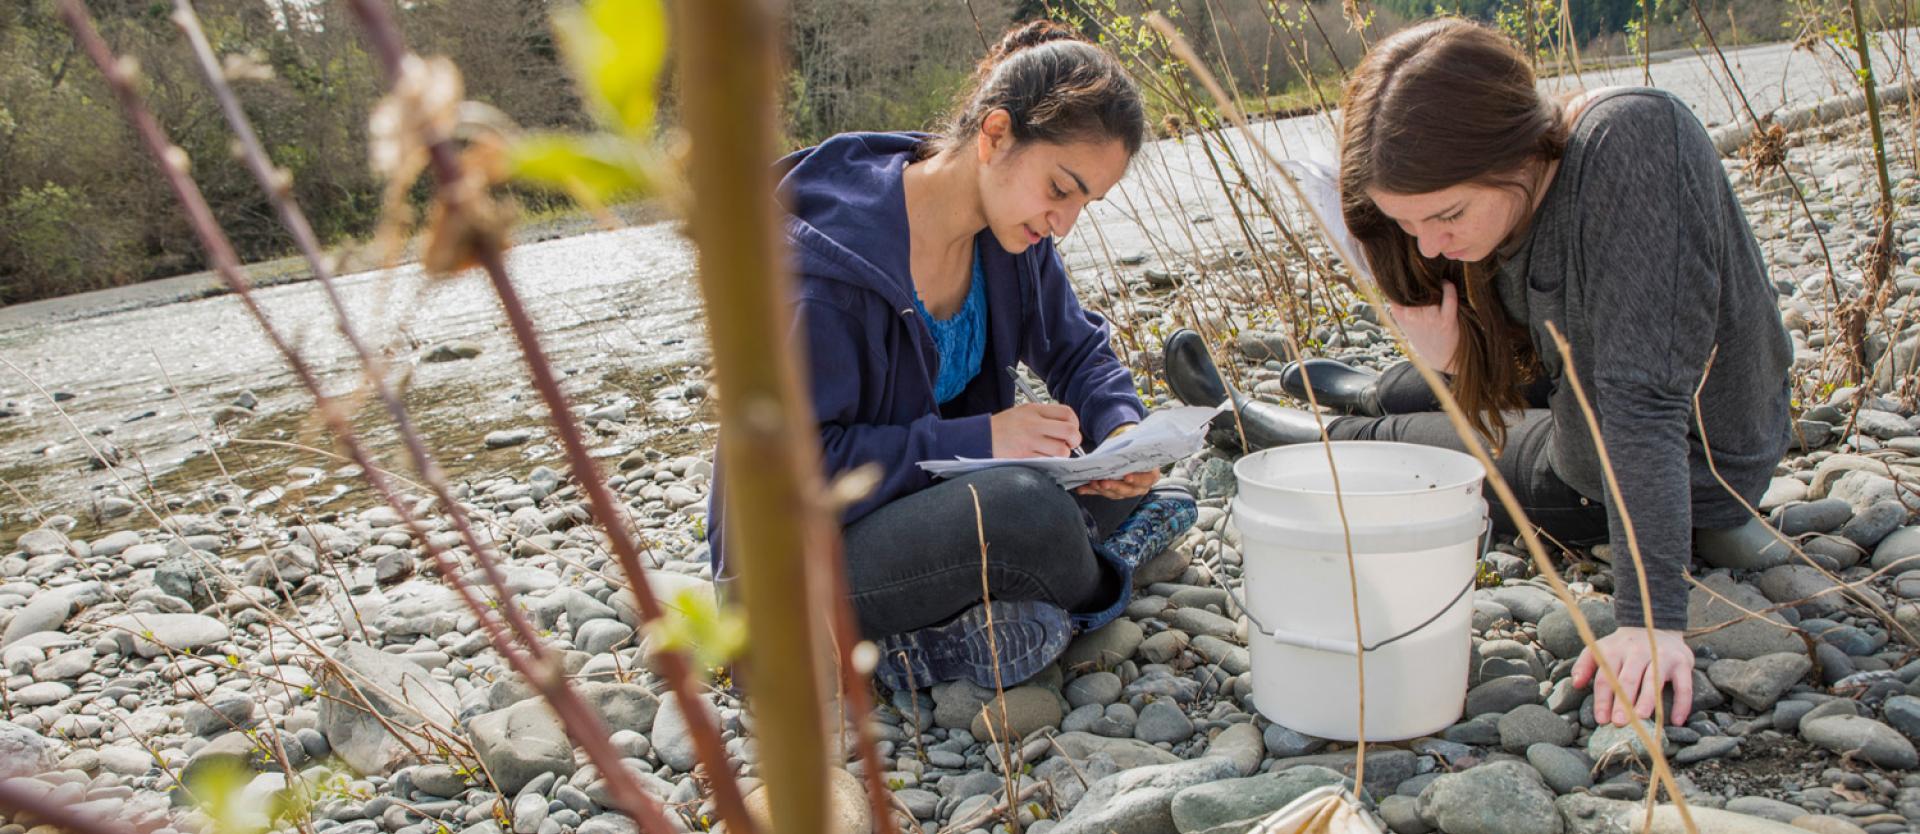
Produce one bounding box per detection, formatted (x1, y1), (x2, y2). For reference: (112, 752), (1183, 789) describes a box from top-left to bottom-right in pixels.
(991, 403), (1082, 458)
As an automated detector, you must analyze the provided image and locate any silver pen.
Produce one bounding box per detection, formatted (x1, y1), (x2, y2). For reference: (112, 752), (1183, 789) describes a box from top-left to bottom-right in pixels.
(1006, 366), (1085, 457)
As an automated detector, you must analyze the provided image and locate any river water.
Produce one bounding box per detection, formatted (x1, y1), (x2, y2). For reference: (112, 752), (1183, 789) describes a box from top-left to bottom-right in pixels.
(0, 31), (1911, 524)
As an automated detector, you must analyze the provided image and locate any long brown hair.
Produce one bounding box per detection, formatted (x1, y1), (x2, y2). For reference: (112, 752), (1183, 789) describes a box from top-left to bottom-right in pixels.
(1339, 18), (1567, 450)
(922, 20), (1146, 160)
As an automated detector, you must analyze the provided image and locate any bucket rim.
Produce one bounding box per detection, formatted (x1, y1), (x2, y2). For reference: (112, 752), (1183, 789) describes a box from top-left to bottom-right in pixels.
(1231, 441), (1485, 497)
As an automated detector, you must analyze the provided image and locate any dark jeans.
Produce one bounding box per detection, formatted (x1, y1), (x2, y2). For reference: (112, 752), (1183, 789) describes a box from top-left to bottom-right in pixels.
(844, 467), (1145, 638)
(1325, 361), (1609, 545)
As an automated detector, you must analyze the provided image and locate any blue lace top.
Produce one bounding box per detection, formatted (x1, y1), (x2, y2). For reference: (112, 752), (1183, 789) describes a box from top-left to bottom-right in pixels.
(914, 246), (988, 404)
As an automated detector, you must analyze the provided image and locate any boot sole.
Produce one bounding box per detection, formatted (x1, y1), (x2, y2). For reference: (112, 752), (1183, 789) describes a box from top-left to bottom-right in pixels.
(875, 600), (1071, 691)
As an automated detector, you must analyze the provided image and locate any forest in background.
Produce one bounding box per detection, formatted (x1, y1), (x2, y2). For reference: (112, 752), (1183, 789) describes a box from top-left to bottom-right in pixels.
(0, 0), (1893, 304)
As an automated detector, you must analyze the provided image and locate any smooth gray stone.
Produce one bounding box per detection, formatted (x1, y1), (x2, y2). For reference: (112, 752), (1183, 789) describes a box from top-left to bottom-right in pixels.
(1263, 723), (1327, 758)
(1557, 794), (1809, 834)
(1525, 743), (1593, 795)
(1441, 716), (1502, 746)
(1205, 723), (1266, 777)
(1465, 675), (1543, 716)
(1872, 527), (1920, 571)
(1756, 564), (1846, 618)
(1586, 724), (1673, 766)
(1498, 704), (1576, 753)
(1776, 499), (1855, 536)
(1671, 735), (1740, 765)
(96, 612), (229, 657)
(1049, 756), (1240, 834)
(469, 700), (576, 793)
(1758, 478), (1808, 512)
(1881, 694), (1920, 742)
(1065, 672), (1123, 708)
(1049, 732), (1183, 769)
(409, 764), (469, 799)
(574, 683), (660, 735)
(1802, 715), (1919, 768)
(1169, 767), (1351, 834)
(1060, 620), (1144, 672)
(1802, 534), (1869, 570)
(1687, 574), (1806, 660)
(648, 696), (708, 773)
(15, 528), (71, 556)
(1707, 653), (1813, 711)
(969, 685), (1064, 741)
(1378, 794), (1433, 834)
(0, 722), (57, 779)
(931, 679), (995, 730)
(1817, 643), (1860, 686)
(181, 731), (263, 789)
(318, 641), (458, 776)
(1486, 586), (1557, 624)
(1797, 698), (1867, 734)
(1272, 749), (1414, 793)
(1191, 635), (1250, 676)
(1164, 607), (1238, 640)
(1773, 699), (1816, 731)
(1839, 501), (1910, 549)
(1409, 739), (1472, 768)
(183, 692), (258, 737)
(1, 592), (72, 648)
(1135, 700), (1195, 745)
(1140, 631), (1189, 665)
(1536, 599), (1617, 660)
(1415, 760), (1561, 834)
(1473, 600), (1513, 632)
(1855, 409), (1917, 440)
(1725, 795), (1813, 824)
(1061, 703), (1103, 734)
(572, 619), (634, 656)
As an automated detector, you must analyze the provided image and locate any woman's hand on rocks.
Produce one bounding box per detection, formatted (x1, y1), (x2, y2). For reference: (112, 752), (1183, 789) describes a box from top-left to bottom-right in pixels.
(1387, 280), (1461, 375)
(991, 403), (1081, 458)
(1572, 627), (1695, 727)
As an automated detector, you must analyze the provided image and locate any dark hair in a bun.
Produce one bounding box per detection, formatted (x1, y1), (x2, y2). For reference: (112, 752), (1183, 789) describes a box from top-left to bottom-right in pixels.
(926, 20), (1146, 158)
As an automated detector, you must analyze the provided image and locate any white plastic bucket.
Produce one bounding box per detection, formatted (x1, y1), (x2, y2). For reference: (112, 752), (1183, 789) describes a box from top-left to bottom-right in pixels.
(1229, 441), (1488, 741)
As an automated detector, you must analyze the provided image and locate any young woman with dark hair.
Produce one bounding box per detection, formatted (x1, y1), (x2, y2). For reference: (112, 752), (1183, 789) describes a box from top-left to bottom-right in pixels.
(708, 21), (1197, 691)
(1164, 18), (1792, 727)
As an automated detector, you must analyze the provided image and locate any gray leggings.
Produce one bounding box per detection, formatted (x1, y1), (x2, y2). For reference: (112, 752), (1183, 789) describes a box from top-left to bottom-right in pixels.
(842, 467), (1141, 638)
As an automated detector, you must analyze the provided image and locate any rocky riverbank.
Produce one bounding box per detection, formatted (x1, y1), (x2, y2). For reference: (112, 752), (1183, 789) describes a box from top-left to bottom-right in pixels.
(4, 113), (1920, 834)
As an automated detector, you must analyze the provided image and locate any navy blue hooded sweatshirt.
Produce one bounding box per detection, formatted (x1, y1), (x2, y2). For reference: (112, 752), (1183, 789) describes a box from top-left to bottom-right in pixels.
(706, 132), (1147, 591)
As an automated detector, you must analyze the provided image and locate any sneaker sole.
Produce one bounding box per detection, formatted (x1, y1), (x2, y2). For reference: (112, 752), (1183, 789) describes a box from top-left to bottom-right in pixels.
(876, 600), (1072, 691)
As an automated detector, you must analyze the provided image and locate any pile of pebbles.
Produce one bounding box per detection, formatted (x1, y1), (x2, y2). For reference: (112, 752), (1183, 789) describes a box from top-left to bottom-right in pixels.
(4, 112), (1920, 834)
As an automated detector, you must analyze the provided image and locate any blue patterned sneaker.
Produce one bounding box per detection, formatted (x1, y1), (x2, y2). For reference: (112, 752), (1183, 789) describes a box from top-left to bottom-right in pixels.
(1101, 491), (1198, 568)
(872, 600), (1072, 691)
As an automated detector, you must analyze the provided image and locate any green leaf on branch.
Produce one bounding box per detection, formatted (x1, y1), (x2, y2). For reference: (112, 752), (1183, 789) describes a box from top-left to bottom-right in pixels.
(554, 0), (669, 137)
(645, 588), (749, 676)
(508, 133), (653, 203)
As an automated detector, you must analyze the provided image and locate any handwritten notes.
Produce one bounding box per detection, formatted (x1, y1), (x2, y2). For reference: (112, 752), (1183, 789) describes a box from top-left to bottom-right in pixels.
(918, 403), (1228, 489)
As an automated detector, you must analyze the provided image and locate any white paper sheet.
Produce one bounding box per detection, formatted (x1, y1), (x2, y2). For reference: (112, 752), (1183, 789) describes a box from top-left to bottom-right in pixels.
(1275, 157), (1374, 283)
(917, 403), (1228, 489)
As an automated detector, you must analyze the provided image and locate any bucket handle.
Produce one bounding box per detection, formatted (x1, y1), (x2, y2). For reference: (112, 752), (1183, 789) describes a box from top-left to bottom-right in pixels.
(1216, 508), (1486, 657)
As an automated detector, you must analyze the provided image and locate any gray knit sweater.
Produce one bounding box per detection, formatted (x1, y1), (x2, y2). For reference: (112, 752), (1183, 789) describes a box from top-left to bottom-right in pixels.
(1494, 87), (1793, 629)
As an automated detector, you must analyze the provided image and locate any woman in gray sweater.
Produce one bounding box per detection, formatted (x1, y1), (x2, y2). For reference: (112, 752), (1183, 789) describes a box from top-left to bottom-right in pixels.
(1165, 19), (1792, 728)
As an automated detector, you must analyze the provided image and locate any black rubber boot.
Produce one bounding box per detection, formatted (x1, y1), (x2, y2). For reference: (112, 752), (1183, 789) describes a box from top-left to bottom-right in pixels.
(1211, 399), (1344, 451)
(1161, 330), (1345, 451)
(1162, 329), (1229, 407)
(1280, 358), (1386, 417)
